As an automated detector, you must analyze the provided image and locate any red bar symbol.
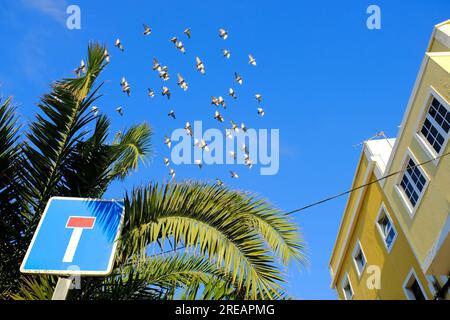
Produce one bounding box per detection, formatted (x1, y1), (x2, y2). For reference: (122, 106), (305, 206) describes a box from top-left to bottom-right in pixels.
(66, 216), (95, 229)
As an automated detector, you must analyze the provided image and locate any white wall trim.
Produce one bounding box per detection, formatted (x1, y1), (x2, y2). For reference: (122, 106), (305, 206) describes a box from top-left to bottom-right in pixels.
(330, 159), (375, 288)
(383, 55), (430, 183)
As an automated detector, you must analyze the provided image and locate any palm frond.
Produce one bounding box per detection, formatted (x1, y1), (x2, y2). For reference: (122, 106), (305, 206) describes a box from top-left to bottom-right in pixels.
(22, 45), (106, 220)
(119, 182), (306, 299)
(110, 123), (153, 180)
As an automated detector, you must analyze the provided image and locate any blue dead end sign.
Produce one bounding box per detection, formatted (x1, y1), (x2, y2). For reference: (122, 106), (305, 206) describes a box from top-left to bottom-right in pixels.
(20, 197), (125, 276)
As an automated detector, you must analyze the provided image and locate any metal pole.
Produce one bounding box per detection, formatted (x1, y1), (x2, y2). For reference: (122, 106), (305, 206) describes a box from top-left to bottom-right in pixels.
(51, 277), (72, 300)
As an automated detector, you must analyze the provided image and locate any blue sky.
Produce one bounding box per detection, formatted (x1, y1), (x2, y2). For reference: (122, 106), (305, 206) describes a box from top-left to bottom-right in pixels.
(1, 0), (449, 299)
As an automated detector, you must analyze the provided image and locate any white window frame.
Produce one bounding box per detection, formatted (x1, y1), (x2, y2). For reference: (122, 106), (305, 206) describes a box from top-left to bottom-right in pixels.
(394, 149), (430, 217)
(414, 87), (450, 166)
(341, 273), (354, 300)
(352, 240), (367, 278)
(375, 203), (398, 253)
(403, 268), (428, 300)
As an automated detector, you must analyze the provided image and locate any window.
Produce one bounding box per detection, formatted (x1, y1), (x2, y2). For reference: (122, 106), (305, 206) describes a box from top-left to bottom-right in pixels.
(376, 207), (397, 251)
(352, 241), (366, 276)
(399, 158), (427, 208)
(342, 274), (353, 300)
(404, 270), (426, 300)
(420, 96), (449, 154)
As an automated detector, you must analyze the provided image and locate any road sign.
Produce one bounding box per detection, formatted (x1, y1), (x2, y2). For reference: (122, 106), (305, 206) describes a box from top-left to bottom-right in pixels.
(20, 197), (125, 276)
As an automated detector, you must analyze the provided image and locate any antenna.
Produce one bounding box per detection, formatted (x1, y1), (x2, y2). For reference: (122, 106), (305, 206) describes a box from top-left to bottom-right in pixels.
(352, 131), (391, 148)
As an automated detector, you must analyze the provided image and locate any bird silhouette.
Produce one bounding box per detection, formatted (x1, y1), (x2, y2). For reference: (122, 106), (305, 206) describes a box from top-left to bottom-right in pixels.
(164, 157), (170, 166)
(196, 57), (205, 74)
(114, 38), (124, 51)
(229, 88), (237, 99)
(219, 28), (228, 40)
(143, 24), (152, 36)
(223, 49), (231, 59)
(229, 171), (239, 179)
(162, 86), (171, 99)
(257, 107), (265, 117)
(164, 135), (172, 148)
(168, 110), (176, 119)
(184, 28), (191, 39)
(177, 73), (188, 91)
(185, 122), (193, 136)
(74, 60), (86, 77)
(234, 72), (243, 85)
(214, 110), (224, 123)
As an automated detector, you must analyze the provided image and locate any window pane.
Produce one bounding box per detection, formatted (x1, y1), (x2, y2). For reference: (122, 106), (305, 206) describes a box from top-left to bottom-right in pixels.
(421, 97), (449, 154)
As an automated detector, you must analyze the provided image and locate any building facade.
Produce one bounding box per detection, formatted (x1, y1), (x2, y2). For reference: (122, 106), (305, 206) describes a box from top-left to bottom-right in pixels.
(329, 20), (450, 300)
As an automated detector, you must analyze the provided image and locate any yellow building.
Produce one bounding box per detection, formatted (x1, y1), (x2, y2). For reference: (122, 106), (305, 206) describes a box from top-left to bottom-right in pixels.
(329, 20), (450, 300)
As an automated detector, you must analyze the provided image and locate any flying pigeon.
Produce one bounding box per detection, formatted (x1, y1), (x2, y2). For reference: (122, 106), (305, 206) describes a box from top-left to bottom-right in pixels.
(244, 154), (253, 169)
(143, 24), (152, 36)
(162, 86), (171, 99)
(185, 122), (193, 136)
(148, 88), (155, 98)
(230, 120), (239, 133)
(240, 143), (249, 154)
(159, 69), (170, 81)
(195, 159), (203, 169)
(211, 96), (220, 107)
(214, 110), (224, 123)
(91, 106), (99, 116)
(176, 40), (186, 54)
(240, 123), (247, 133)
(248, 54), (256, 66)
(170, 37), (177, 44)
(194, 139), (209, 152)
(257, 107), (265, 117)
(121, 78), (131, 96)
(169, 168), (175, 179)
(219, 28), (228, 40)
(196, 57), (205, 74)
(229, 171), (239, 179)
(229, 88), (237, 99)
(223, 49), (231, 59)
(177, 73), (188, 91)
(114, 38), (124, 51)
(229, 151), (237, 159)
(164, 157), (170, 166)
(168, 110), (176, 119)
(234, 72), (243, 85)
(216, 178), (224, 186)
(74, 60), (86, 77)
(184, 28), (191, 39)
(115, 106), (123, 116)
(225, 129), (233, 139)
(255, 94), (262, 103)
(152, 58), (162, 72)
(217, 96), (226, 108)
(103, 49), (110, 63)
(164, 135), (172, 148)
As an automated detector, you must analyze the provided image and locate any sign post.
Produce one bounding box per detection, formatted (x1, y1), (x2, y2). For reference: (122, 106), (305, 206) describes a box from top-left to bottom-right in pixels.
(20, 197), (125, 300)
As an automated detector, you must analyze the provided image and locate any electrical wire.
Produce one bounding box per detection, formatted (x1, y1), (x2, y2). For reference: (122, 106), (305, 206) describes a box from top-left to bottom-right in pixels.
(284, 151), (450, 216)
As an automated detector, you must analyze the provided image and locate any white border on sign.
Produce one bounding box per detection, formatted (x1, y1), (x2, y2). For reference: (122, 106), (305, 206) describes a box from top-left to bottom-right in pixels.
(19, 196), (125, 276)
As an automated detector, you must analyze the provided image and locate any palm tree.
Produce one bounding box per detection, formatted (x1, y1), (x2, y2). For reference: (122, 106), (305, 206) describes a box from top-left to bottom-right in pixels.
(0, 43), (306, 300)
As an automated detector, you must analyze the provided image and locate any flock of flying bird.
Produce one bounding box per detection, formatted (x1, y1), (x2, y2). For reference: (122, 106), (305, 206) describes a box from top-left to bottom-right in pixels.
(76, 25), (265, 186)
